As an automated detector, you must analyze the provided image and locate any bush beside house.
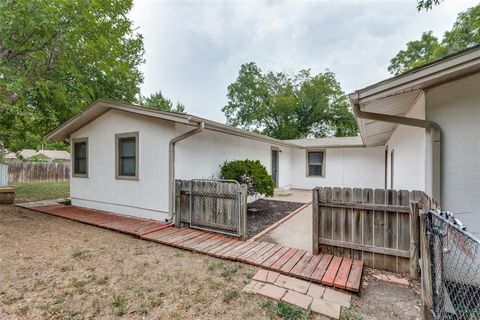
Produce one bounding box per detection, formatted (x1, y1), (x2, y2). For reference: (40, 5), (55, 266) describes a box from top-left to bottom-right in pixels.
(220, 160), (274, 196)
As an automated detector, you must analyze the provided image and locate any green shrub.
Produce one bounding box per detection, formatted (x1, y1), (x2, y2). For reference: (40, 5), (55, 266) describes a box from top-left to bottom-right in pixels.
(220, 159), (274, 196)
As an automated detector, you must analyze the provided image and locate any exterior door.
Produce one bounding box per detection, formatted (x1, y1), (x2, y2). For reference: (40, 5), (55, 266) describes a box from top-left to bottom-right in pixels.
(271, 149), (279, 187)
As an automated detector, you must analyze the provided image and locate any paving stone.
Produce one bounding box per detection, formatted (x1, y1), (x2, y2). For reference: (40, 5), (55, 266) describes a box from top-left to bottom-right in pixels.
(323, 288), (351, 308)
(275, 274), (310, 294)
(281, 290), (313, 310)
(257, 283), (287, 300)
(266, 271), (280, 283)
(372, 273), (409, 287)
(253, 269), (268, 282)
(310, 298), (341, 319)
(242, 280), (265, 294)
(307, 283), (325, 299)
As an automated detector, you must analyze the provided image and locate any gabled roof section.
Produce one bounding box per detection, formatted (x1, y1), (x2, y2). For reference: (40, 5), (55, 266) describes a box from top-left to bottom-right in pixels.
(47, 99), (299, 148)
(285, 136), (363, 148)
(349, 45), (480, 146)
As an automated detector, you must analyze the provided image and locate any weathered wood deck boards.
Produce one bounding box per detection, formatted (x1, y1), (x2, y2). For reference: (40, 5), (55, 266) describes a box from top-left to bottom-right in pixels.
(26, 204), (364, 292)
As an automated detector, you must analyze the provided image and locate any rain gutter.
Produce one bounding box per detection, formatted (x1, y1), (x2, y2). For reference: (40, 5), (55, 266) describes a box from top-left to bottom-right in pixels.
(169, 121), (205, 221)
(351, 101), (442, 202)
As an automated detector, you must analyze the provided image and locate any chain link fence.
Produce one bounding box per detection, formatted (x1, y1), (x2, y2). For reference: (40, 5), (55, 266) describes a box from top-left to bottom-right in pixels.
(190, 179), (247, 237)
(427, 210), (480, 319)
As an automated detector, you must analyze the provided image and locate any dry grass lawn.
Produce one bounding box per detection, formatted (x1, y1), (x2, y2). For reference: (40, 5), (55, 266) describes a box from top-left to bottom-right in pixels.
(0, 204), (421, 320)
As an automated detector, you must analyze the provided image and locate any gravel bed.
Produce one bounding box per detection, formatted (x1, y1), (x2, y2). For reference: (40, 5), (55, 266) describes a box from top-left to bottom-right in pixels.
(246, 199), (304, 239)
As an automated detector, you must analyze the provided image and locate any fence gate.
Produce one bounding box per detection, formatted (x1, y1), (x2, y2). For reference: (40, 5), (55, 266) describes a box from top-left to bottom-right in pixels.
(188, 179), (245, 237)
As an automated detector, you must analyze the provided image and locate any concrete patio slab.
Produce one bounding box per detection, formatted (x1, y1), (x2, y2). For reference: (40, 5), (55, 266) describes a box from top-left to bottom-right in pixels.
(269, 189), (312, 204)
(260, 203), (313, 252)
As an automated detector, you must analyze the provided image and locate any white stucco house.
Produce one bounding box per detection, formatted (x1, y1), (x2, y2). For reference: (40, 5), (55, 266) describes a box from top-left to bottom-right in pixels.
(47, 99), (384, 222)
(48, 45), (480, 233)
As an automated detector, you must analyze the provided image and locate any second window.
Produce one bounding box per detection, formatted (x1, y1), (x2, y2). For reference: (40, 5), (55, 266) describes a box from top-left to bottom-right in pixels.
(307, 150), (325, 177)
(116, 132), (139, 180)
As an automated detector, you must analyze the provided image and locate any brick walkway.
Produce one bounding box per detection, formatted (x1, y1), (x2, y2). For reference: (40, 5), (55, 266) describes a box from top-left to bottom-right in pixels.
(22, 204), (363, 293)
(244, 269), (352, 319)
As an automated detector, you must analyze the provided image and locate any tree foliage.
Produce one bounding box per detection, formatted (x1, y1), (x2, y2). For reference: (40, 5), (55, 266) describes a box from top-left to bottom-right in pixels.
(222, 63), (357, 140)
(138, 91), (185, 113)
(220, 159), (274, 196)
(389, 4), (480, 75)
(417, 0), (444, 11)
(0, 0), (145, 152)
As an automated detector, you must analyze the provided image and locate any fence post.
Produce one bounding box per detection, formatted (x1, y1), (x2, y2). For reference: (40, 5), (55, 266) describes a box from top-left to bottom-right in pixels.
(174, 180), (181, 227)
(409, 201), (421, 279)
(419, 210), (434, 320)
(312, 187), (319, 255)
(0, 163), (8, 187)
(240, 184), (248, 240)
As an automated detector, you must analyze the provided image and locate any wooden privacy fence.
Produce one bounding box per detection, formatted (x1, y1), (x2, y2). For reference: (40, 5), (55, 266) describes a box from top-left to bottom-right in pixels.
(312, 187), (436, 276)
(175, 179), (248, 239)
(8, 161), (70, 183)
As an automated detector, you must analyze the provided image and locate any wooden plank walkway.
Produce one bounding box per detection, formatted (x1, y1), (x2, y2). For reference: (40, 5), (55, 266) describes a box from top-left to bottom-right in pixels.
(24, 204), (364, 292)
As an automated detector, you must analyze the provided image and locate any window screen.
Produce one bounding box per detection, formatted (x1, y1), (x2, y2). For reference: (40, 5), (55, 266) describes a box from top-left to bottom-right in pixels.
(307, 151), (324, 176)
(118, 137), (136, 176)
(73, 140), (87, 175)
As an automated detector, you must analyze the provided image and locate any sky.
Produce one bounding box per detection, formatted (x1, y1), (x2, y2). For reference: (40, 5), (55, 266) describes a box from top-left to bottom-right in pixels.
(130, 0), (478, 122)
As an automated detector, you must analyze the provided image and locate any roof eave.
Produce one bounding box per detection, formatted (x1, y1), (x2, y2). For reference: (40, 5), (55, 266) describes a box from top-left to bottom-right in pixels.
(299, 144), (366, 149)
(349, 45), (480, 104)
(46, 99), (300, 149)
(46, 99), (195, 141)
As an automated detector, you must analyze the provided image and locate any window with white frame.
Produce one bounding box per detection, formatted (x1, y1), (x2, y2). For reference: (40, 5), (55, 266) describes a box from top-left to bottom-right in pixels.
(307, 150), (325, 177)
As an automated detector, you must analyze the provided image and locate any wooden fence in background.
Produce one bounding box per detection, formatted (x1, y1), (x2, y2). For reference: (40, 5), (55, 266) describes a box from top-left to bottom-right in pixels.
(8, 161), (70, 183)
(312, 187), (436, 276)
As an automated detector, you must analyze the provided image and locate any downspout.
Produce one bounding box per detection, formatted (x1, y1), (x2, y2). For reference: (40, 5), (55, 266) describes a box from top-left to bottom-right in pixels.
(352, 102), (442, 202)
(169, 121), (205, 222)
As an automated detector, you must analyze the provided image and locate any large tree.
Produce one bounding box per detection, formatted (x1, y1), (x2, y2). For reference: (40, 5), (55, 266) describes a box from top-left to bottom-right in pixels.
(389, 4), (480, 75)
(0, 0), (144, 152)
(223, 63), (357, 140)
(138, 91), (185, 113)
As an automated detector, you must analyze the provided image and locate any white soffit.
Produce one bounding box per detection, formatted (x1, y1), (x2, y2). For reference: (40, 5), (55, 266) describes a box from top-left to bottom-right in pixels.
(351, 46), (480, 147)
(359, 90), (421, 147)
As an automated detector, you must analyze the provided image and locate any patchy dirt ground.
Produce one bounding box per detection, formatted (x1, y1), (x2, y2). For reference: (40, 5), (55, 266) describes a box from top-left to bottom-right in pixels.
(347, 268), (422, 320)
(247, 199), (304, 239)
(0, 204), (421, 319)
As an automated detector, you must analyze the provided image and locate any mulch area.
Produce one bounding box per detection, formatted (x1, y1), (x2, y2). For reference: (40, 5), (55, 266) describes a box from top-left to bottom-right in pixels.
(246, 199), (304, 239)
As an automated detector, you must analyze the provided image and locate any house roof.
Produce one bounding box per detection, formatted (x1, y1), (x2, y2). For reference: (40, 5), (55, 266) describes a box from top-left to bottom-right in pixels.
(349, 45), (480, 146)
(5, 149), (70, 160)
(48, 100), (368, 150)
(285, 136), (363, 148)
(47, 99), (301, 148)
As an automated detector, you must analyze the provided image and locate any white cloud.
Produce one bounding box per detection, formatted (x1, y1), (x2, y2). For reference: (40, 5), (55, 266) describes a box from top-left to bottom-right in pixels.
(130, 0), (478, 122)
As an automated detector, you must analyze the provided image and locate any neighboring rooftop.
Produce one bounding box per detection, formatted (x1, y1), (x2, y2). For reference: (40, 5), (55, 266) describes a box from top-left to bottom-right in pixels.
(5, 149), (70, 161)
(285, 136), (363, 148)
